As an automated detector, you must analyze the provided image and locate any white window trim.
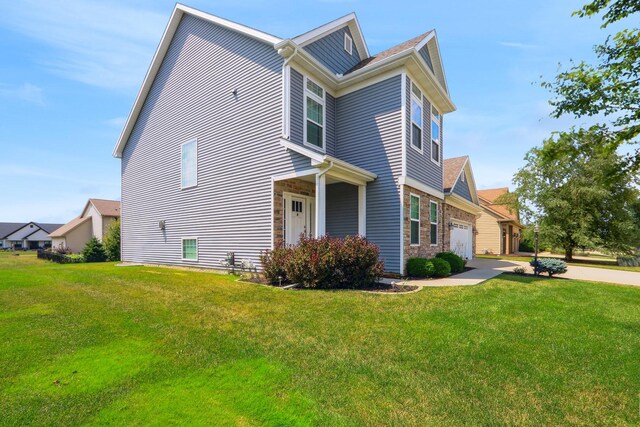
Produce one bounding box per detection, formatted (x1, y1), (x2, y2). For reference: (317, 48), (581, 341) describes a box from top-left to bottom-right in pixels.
(180, 138), (198, 190)
(344, 32), (353, 55)
(431, 107), (441, 166)
(460, 170), (465, 183)
(410, 82), (423, 154)
(302, 76), (326, 152)
(181, 237), (198, 261)
(410, 193), (420, 247)
(430, 201), (438, 246)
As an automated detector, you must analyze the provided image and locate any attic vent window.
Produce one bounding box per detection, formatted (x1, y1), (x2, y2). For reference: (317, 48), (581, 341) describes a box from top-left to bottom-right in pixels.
(344, 33), (353, 55)
(461, 171), (466, 183)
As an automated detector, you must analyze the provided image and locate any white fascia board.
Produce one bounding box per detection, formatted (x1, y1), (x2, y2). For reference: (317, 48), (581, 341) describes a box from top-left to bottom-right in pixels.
(399, 176), (445, 200)
(279, 138), (376, 182)
(414, 30), (435, 52)
(407, 56), (455, 113)
(445, 194), (483, 216)
(463, 160), (480, 205)
(113, 4), (282, 158)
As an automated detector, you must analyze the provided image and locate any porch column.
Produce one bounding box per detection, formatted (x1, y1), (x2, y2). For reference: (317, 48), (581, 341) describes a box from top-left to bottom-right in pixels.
(315, 173), (326, 237)
(358, 184), (366, 236)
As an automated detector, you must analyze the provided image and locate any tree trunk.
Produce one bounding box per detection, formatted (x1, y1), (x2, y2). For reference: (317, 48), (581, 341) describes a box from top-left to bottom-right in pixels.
(565, 246), (574, 262)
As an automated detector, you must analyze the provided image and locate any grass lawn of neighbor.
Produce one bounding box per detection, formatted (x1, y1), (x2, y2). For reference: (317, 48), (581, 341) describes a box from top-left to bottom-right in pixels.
(1, 251), (639, 425)
(476, 254), (640, 272)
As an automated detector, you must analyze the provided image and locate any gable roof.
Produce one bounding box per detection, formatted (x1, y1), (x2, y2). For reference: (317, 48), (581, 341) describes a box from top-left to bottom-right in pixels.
(113, 5), (455, 158)
(443, 156), (468, 192)
(86, 199), (121, 217)
(478, 188), (520, 223)
(113, 3), (282, 158)
(0, 222), (26, 239)
(292, 12), (369, 60)
(49, 216), (92, 238)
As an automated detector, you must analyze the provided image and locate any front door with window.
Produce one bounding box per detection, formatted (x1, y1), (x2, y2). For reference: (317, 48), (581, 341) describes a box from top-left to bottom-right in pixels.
(285, 194), (313, 245)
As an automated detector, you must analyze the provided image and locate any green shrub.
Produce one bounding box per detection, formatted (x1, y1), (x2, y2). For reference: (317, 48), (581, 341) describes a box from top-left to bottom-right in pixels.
(530, 258), (567, 277)
(103, 218), (121, 262)
(261, 236), (384, 289)
(260, 245), (291, 285)
(81, 237), (107, 263)
(435, 251), (464, 274)
(406, 257), (435, 278)
(431, 257), (451, 277)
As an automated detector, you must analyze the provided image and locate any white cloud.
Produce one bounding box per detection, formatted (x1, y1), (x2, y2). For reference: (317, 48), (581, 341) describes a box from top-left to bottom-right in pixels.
(499, 41), (542, 49)
(106, 117), (127, 128)
(0, 0), (166, 91)
(0, 83), (45, 105)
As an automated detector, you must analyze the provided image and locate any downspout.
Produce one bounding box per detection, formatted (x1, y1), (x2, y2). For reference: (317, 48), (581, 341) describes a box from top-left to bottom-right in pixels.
(279, 45), (298, 139)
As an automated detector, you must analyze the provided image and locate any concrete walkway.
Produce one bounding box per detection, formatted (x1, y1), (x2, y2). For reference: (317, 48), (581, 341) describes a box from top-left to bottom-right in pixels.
(399, 258), (640, 287)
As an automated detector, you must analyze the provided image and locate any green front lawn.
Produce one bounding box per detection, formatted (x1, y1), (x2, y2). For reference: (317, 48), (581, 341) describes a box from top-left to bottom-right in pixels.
(1, 252), (639, 425)
(477, 254), (640, 272)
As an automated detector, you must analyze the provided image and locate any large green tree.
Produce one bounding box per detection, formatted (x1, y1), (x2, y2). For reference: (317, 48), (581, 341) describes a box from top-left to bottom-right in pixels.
(508, 127), (639, 261)
(543, 0), (640, 170)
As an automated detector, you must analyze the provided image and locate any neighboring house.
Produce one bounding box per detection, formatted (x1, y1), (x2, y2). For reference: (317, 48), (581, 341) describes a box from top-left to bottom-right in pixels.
(476, 188), (524, 255)
(113, 4), (459, 274)
(50, 199), (120, 253)
(0, 222), (64, 250)
(442, 156), (482, 259)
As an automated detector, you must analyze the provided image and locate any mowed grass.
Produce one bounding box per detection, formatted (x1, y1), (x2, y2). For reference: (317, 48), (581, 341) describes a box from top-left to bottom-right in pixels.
(1, 252), (639, 426)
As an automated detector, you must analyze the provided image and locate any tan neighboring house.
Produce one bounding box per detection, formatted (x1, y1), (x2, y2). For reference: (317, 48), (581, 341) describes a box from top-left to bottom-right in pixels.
(50, 199), (120, 253)
(476, 188), (524, 255)
(442, 156), (482, 259)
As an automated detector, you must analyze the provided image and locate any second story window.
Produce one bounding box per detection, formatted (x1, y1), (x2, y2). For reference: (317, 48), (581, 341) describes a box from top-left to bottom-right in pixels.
(181, 138), (197, 189)
(410, 82), (423, 152)
(431, 106), (441, 164)
(304, 77), (325, 151)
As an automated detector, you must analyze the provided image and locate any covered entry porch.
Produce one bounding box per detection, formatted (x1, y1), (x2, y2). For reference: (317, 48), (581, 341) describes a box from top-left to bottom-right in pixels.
(273, 141), (377, 246)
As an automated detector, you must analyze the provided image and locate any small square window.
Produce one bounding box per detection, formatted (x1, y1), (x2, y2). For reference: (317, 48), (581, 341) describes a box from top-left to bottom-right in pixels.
(344, 33), (353, 55)
(182, 238), (198, 261)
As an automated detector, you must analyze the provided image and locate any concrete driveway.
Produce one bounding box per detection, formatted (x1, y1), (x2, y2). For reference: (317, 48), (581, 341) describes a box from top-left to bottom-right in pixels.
(398, 258), (640, 287)
(467, 258), (640, 287)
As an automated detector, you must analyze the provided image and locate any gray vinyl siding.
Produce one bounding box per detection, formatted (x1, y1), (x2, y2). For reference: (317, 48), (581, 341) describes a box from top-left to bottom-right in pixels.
(418, 45), (434, 73)
(326, 183), (358, 237)
(289, 68), (336, 156)
(304, 26), (362, 75)
(335, 75), (403, 272)
(406, 75), (443, 191)
(121, 14), (311, 269)
(452, 177), (473, 202)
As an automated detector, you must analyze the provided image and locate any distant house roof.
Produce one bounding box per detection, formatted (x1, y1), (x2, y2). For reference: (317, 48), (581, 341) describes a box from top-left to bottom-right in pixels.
(49, 216), (92, 238)
(0, 223), (27, 239)
(443, 156), (468, 193)
(478, 188), (520, 223)
(0, 222), (64, 239)
(346, 31), (433, 74)
(88, 199), (120, 217)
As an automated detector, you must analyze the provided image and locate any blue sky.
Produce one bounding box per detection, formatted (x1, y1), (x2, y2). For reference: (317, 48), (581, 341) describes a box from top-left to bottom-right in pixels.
(0, 0), (617, 223)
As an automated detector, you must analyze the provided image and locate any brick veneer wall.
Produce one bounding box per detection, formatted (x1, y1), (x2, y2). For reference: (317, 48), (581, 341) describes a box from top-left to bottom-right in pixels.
(443, 203), (477, 257)
(403, 185), (445, 270)
(273, 179), (315, 246)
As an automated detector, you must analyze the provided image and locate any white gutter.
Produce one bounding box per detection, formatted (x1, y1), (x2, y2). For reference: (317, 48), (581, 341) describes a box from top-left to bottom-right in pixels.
(279, 45), (298, 139)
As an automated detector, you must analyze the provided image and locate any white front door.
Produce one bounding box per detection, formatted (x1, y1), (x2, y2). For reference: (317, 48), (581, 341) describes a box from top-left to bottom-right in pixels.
(450, 221), (473, 259)
(285, 194), (312, 245)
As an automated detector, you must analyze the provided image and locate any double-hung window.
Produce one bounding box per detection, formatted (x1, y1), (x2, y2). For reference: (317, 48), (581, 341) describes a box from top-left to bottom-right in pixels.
(182, 238), (198, 261)
(410, 82), (423, 151)
(431, 106), (441, 164)
(304, 77), (325, 150)
(410, 194), (420, 245)
(430, 201), (438, 245)
(181, 139), (197, 189)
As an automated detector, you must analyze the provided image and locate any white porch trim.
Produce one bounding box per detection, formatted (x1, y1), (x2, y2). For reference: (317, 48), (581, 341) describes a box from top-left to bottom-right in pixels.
(358, 185), (366, 236)
(398, 175), (445, 199)
(315, 173), (326, 237)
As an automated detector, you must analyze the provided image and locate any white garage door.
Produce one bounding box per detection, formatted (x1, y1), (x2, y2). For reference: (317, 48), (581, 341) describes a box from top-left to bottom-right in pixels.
(450, 221), (473, 259)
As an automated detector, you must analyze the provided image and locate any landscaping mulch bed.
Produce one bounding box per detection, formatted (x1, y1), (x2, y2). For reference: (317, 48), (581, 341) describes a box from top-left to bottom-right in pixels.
(240, 277), (418, 293)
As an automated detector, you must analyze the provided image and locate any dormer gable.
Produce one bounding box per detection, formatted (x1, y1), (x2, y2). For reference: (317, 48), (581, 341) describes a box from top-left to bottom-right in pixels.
(292, 13), (369, 77)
